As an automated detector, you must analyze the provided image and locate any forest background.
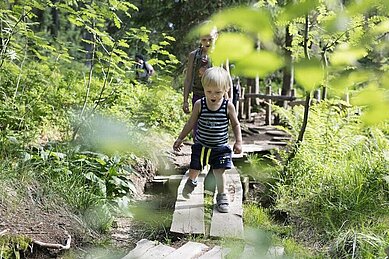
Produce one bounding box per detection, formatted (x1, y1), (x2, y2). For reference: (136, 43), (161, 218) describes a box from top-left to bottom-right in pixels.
(1, 0), (389, 258)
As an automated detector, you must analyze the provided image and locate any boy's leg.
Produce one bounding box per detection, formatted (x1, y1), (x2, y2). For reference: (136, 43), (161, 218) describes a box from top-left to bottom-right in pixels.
(213, 168), (229, 213)
(204, 166), (216, 193)
(185, 142), (203, 196)
(210, 144), (232, 213)
(213, 168), (226, 194)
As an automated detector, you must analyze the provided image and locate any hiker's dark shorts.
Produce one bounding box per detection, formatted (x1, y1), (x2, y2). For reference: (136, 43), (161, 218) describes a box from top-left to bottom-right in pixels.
(190, 143), (232, 171)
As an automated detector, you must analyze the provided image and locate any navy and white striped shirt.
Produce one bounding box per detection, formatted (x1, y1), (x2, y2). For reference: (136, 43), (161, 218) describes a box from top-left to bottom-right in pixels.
(195, 97), (229, 148)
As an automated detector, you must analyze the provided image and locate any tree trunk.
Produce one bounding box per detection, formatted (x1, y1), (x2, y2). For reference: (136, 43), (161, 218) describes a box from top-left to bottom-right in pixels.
(274, 25), (293, 125)
(280, 25), (294, 108)
(50, 0), (60, 37)
(284, 14), (312, 168)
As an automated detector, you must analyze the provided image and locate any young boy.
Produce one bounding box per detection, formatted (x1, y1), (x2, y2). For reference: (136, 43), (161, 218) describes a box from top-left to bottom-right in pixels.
(173, 67), (242, 213)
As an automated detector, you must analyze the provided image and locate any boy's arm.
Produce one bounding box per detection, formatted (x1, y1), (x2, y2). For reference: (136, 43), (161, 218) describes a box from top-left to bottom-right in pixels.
(173, 100), (201, 151)
(183, 51), (196, 114)
(227, 102), (242, 154)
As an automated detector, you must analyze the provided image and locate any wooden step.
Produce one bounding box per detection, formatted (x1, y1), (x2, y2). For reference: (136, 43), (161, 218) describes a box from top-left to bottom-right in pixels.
(210, 168), (244, 238)
(265, 130), (290, 136)
(165, 241), (208, 259)
(122, 239), (175, 259)
(271, 136), (291, 141)
(138, 243), (176, 258)
(198, 246), (224, 259)
(123, 240), (229, 259)
(232, 143), (279, 158)
(170, 170), (207, 234)
(240, 244), (285, 258)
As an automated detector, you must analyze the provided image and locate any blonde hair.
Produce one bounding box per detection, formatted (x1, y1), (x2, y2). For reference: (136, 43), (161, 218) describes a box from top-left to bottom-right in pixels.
(201, 67), (231, 92)
(198, 20), (218, 38)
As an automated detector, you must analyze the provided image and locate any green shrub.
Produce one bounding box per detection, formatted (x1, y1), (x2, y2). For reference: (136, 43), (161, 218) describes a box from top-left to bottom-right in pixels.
(274, 101), (389, 256)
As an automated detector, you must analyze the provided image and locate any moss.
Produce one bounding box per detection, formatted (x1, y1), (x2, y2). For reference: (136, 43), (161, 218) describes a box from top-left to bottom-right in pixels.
(0, 234), (32, 259)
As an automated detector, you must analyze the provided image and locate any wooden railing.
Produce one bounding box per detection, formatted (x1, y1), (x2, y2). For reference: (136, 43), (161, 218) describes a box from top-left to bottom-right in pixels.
(237, 85), (298, 125)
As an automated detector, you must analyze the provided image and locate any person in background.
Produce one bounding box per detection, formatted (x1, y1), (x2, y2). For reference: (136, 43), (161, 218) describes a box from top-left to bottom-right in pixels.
(173, 67), (242, 213)
(135, 54), (154, 82)
(182, 23), (232, 138)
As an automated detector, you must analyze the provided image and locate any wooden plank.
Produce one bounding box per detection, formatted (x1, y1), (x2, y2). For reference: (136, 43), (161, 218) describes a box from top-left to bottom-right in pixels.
(267, 141), (288, 146)
(233, 142), (281, 158)
(210, 168), (243, 238)
(165, 241), (208, 259)
(122, 239), (158, 259)
(244, 93), (296, 101)
(198, 246), (223, 259)
(265, 130), (289, 136)
(138, 243), (176, 259)
(271, 136), (291, 141)
(170, 171), (206, 234)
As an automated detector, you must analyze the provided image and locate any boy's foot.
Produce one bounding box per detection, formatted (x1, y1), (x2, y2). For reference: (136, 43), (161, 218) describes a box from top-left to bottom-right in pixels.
(182, 178), (197, 199)
(216, 193), (229, 213)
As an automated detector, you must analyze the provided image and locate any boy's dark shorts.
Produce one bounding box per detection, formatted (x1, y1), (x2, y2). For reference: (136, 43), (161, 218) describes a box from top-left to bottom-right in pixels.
(190, 143), (232, 170)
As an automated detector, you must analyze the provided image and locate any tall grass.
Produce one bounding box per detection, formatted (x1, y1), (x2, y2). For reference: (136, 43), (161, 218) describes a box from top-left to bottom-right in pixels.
(274, 101), (389, 257)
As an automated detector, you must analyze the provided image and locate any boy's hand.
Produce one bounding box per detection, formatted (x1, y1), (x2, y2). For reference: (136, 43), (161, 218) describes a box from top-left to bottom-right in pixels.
(233, 142), (242, 154)
(173, 138), (184, 152)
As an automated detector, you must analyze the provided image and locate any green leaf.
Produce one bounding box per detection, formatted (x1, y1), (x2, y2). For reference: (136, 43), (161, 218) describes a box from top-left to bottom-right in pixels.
(211, 7), (274, 42)
(164, 35), (176, 42)
(112, 13), (122, 29)
(101, 35), (114, 47)
(351, 83), (389, 125)
(117, 39), (129, 48)
(151, 44), (161, 51)
(383, 175), (389, 185)
(233, 51), (283, 78)
(295, 58), (324, 92)
(330, 44), (367, 66)
(278, 0), (320, 24)
(347, 0), (386, 15)
(211, 33), (254, 65)
(329, 70), (372, 95)
(322, 12), (351, 33)
(383, 73), (389, 90)
(373, 20), (389, 34)
(68, 15), (84, 27)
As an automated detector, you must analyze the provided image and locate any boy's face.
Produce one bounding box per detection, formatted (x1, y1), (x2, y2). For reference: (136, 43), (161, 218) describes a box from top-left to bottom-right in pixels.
(200, 34), (215, 50)
(204, 84), (225, 103)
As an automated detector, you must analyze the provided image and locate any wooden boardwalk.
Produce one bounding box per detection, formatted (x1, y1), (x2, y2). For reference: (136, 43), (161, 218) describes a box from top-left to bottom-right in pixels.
(122, 239), (226, 259)
(121, 239), (285, 259)
(123, 125), (291, 258)
(165, 125), (290, 238)
(209, 168), (243, 238)
(170, 171), (206, 234)
(170, 167), (243, 238)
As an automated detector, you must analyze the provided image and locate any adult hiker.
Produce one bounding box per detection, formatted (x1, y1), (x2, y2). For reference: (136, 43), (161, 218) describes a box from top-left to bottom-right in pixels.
(135, 53), (154, 82)
(182, 23), (232, 138)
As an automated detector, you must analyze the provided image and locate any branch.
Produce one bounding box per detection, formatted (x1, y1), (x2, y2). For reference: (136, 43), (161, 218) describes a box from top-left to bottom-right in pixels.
(0, 229), (9, 236)
(0, 9), (32, 68)
(322, 23), (364, 52)
(33, 233), (71, 250)
(303, 14), (310, 60)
